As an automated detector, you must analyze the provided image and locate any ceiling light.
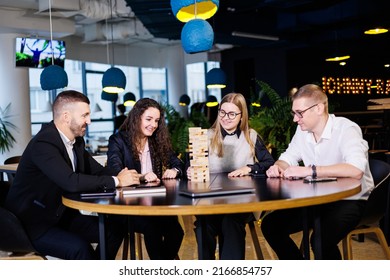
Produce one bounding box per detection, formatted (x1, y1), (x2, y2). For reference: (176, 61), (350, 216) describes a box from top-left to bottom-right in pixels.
(101, 91), (118, 102)
(206, 95), (218, 107)
(179, 94), (191, 106)
(101, 0), (126, 94)
(102, 67), (126, 93)
(231, 31), (279, 41)
(364, 28), (388, 35)
(339, 61), (347, 66)
(171, 0), (219, 23)
(325, 55), (350, 62)
(206, 68), (226, 88)
(40, 0), (68, 90)
(123, 92), (136, 107)
(181, 19), (214, 54)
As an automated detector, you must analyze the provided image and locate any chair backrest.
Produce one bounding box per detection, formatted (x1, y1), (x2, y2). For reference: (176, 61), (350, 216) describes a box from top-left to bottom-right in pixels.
(4, 156), (22, 164)
(0, 206), (37, 254)
(3, 155), (21, 186)
(360, 159), (390, 225)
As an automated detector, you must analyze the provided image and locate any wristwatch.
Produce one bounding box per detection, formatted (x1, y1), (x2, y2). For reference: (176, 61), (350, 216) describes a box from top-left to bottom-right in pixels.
(311, 165), (317, 179)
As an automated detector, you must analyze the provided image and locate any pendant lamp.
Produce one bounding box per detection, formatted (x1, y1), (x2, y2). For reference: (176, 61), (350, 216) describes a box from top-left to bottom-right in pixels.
(179, 94), (191, 106)
(171, 0), (219, 22)
(206, 68), (226, 88)
(181, 19), (214, 54)
(101, 91), (118, 102)
(123, 92), (136, 107)
(102, 67), (127, 93)
(101, 0), (126, 94)
(40, 0), (68, 90)
(206, 95), (218, 107)
(41, 65), (68, 90)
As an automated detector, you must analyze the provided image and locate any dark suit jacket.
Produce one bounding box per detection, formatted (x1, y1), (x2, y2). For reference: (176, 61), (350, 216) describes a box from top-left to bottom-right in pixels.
(107, 130), (184, 179)
(5, 121), (117, 240)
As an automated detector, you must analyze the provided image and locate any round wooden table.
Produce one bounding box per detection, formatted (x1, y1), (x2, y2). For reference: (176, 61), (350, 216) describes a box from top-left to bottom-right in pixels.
(63, 175), (361, 260)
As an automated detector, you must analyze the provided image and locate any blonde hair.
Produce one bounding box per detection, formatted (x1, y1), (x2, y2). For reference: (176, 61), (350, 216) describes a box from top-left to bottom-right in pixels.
(209, 93), (255, 157)
(293, 84), (328, 112)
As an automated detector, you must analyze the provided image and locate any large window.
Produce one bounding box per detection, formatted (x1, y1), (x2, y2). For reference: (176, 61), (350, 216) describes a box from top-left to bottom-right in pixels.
(186, 61), (222, 106)
(29, 60), (168, 154)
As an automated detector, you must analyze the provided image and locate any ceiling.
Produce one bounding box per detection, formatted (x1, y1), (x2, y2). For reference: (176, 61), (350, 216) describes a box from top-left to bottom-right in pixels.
(1, 0), (390, 62)
(124, 0), (390, 61)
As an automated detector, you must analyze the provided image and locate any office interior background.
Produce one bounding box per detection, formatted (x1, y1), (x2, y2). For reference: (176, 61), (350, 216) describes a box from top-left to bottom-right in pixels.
(0, 0), (390, 163)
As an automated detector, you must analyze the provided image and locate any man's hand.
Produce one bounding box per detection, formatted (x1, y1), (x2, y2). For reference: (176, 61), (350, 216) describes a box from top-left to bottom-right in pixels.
(266, 164), (284, 178)
(117, 168), (140, 187)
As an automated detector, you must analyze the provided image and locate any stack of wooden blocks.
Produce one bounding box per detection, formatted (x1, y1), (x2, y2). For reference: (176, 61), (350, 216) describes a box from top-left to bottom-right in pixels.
(188, 127), (210, 182)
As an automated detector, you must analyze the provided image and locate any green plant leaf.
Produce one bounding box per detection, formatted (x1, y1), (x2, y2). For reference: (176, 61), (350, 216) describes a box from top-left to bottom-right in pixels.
(0, 103), (17, 153)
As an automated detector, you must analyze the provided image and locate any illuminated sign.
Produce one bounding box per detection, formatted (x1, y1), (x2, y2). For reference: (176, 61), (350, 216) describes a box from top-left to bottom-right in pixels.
(322, 77), (390, 95)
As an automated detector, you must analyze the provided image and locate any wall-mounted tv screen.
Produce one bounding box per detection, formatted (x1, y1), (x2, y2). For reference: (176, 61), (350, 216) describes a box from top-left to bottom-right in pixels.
(15, 37), (66, 68)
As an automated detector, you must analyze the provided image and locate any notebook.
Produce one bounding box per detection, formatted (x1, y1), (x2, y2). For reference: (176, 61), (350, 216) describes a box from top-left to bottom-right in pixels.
(119, 181), (166, 196)
(179, 184), (255, 198)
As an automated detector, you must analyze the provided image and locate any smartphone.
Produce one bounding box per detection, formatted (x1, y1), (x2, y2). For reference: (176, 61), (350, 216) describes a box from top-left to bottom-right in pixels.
(80, 188), (117, 198)
(303, 177), (337, 183)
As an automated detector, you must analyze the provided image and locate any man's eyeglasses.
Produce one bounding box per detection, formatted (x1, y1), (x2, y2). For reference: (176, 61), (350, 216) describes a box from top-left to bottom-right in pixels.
(219, 110), (242, 120)
(290, 103), (318, 119)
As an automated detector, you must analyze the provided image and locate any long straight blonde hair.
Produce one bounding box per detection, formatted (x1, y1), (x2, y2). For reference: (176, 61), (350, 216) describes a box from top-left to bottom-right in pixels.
(209, 93), (255, 157)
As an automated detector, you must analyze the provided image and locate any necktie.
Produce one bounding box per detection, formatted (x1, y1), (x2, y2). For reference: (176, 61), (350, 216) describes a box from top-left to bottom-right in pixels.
(72, 146), (78, 172)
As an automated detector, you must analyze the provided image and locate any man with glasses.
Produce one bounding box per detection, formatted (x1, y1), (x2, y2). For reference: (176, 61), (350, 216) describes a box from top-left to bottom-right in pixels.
(262, 84), (374, 259)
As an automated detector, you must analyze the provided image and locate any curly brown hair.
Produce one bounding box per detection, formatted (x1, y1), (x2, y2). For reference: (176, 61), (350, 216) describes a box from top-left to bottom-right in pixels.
(120, 98), (172, 166)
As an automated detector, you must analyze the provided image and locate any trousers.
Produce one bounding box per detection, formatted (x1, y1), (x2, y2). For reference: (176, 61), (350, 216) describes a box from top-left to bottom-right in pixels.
(194, 213), (254, 260)
(261, 200), (366, 259)
(129, 215), (184, 260)
(32, 209), (125, 260)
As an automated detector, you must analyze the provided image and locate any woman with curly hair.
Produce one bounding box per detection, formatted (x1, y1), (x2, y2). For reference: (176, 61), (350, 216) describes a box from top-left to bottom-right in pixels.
(107, 98), (184, 259)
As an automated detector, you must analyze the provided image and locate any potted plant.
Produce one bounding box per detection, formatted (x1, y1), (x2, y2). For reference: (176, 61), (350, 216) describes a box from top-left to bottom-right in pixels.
(0, 103), (17, 153)
(249, 80), (296, 158)
(164, 104), (210, 159)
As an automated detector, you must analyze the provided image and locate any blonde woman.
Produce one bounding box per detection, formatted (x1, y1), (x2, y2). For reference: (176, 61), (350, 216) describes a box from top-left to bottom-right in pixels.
(188, 93), (274, 259)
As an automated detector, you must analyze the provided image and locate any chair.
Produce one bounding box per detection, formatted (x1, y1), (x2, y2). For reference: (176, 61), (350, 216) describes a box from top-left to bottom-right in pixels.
(0, 206), (46, 260)
(247, 219), (264, 259)
(341, 159), (390, 259)
(3, 155), (21, 186)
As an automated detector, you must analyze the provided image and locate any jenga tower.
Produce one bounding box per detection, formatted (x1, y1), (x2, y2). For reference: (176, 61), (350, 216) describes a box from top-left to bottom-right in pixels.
(188, 127), (210, 182)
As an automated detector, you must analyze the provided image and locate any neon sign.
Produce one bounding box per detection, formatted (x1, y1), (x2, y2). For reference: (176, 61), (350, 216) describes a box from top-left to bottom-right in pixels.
(322, 77), (390, 95)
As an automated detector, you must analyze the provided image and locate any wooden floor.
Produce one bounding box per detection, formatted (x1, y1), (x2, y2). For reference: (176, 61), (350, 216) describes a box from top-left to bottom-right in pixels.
(1, 215), (388, 260)
(120, 215), (389, 260)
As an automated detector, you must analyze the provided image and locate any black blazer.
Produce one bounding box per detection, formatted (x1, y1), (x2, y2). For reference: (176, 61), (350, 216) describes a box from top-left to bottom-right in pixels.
(5, 121), (117, 240)
(107, 130), (184, 179)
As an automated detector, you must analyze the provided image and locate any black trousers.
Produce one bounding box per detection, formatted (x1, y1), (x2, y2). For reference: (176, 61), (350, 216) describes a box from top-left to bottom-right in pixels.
(32, 210), (125, 260)
(129, 215), (184, 260)
(194, 213), (254, 260)
(261, 200), (366, 260)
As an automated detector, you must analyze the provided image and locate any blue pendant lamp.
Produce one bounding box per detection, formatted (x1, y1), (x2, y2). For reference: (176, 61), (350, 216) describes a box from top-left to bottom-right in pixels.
(179, 94), (191, 106)
(206, 95), (218, 107)
(171, 0), (219, 22)
(40, 0), (68, 90)
(40, 65), (68, 90)
(206, 68), (226, 88)
(181, 19), (214, 54)
(123, 92), (136, 107)
(102, 67), (127, 93)
(101, 91), (118, 102)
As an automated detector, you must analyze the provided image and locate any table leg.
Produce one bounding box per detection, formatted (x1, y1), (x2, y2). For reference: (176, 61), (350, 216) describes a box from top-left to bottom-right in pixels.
(302, 207), (310, 260)
(197, 217), (206, 260)
(98, 214), (107, 260)
(312, 207), (322, 260)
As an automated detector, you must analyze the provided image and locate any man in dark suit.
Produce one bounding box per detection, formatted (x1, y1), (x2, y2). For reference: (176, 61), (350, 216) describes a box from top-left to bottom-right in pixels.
(5, 90), (140, 260)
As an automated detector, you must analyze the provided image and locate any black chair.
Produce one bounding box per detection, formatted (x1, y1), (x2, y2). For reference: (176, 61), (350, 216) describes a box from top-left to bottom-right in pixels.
(0, 206), (46, 260)
(3, 155), (21, 186)
(0, 178), (45, 260)
(341, 159), (390, 259)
